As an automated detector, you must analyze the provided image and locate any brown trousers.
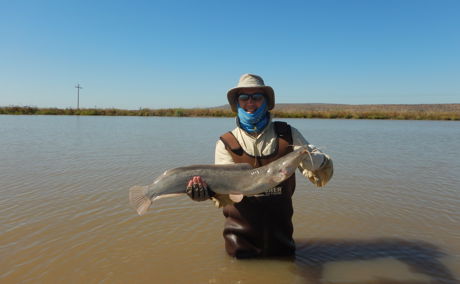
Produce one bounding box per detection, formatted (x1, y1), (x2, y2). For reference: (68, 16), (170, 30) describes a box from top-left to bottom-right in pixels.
(219, 122), (296, 258)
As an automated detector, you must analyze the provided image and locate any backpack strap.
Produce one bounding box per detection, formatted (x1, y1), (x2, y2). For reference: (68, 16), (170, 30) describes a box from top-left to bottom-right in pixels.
(273, 121), (293, 145)
(220, 122), (293, 155)
(220, 132), (242, 152)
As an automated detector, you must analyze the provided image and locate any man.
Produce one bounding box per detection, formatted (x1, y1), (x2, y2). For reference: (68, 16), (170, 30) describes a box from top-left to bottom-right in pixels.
(187, 74), (333, 258)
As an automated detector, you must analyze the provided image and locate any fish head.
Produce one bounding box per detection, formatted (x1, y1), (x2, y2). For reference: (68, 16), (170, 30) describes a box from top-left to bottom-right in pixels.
(268, 146), (310, 183)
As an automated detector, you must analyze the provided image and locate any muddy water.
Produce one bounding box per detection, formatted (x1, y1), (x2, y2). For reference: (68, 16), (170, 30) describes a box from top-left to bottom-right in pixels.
(1, 116), (459, 283)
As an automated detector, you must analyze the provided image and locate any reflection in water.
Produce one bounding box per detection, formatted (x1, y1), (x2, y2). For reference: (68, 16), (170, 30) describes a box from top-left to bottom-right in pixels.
(292, 238), (458, 284)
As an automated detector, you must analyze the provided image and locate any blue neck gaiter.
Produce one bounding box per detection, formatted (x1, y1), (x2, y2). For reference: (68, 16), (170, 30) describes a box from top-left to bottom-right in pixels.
(237, 101), (269, 133)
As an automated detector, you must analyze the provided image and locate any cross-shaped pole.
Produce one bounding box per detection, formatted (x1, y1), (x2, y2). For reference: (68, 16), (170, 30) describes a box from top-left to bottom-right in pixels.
(75, 84), (83, 109)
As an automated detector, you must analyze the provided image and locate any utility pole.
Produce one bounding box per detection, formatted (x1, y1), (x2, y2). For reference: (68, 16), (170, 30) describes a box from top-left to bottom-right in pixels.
(75, 83), (83, 109)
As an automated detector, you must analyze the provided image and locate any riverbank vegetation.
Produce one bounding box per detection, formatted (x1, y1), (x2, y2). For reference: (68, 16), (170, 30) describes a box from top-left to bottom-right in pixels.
(1, 104), (459, 120)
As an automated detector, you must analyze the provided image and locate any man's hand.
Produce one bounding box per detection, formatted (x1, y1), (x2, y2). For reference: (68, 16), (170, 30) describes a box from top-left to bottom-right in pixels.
(305, 156), (333, 187)
(186, 176), (214, 201)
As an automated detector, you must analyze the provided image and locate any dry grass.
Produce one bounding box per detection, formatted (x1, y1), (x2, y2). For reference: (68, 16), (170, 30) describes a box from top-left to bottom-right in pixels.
(1, 104), (459, 120)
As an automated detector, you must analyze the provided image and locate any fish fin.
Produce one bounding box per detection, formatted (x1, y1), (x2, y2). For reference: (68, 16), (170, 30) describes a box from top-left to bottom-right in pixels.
(229, 194), (244, 203)
(153, 193), (184, 201)
(129, 185), (152, 216)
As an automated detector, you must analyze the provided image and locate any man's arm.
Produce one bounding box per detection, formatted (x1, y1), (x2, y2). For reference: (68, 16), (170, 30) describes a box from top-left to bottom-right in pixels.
(211, 140), (238, 207)
(186, 140), (236, 207)
(291, 127), (333, 187)
(215, 140), (235, 165)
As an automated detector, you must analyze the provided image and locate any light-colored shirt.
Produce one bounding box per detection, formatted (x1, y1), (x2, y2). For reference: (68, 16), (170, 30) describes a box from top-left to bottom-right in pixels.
(215, 120), (332, 184)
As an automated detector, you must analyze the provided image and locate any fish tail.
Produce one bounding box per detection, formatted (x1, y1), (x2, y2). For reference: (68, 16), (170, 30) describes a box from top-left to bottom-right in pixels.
(129, 185), (152, 216)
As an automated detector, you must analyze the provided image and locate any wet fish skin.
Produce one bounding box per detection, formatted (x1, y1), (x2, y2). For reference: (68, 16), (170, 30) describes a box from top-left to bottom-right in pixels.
(129, 146), (310, 215)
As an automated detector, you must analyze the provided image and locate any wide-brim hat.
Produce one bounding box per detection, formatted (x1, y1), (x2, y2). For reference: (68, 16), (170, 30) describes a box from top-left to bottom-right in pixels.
(227, 74), (275, 112)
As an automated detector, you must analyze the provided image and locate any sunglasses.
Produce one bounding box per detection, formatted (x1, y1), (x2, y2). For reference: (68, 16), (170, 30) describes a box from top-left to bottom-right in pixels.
(238, 93), (265, 102)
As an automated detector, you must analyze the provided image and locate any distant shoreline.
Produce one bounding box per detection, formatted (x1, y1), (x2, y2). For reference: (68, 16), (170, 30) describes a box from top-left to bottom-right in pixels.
(1, 104), (459, 120)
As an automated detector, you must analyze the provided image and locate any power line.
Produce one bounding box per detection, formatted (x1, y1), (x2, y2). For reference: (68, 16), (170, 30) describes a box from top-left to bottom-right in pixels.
(75, 83), (83, 109)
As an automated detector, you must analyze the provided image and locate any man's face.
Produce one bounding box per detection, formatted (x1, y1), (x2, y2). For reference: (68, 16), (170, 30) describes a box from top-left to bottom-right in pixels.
(237, 88), (266, 113)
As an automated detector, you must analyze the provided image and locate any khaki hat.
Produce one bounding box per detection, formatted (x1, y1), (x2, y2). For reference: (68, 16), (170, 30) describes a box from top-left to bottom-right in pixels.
(227, 74), (275, 112)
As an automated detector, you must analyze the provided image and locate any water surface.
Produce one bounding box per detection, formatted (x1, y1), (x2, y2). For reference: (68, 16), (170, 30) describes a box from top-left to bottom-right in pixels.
(1, 115), (459, 283)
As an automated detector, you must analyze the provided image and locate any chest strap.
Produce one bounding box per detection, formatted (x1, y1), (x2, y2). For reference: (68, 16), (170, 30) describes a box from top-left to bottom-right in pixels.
(220, 121), (292, 155)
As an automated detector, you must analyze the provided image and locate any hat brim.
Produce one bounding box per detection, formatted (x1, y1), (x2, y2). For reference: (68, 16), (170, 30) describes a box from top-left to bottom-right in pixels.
(227, 86), (275, 113)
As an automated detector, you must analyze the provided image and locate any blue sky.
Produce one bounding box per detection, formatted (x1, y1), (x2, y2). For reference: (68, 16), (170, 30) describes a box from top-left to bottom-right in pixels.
(1, 0), (459, 109)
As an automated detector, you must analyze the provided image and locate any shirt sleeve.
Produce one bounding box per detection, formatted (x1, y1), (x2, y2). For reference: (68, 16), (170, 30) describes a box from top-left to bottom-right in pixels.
(215, 140), (235, 165)
(291, 126), (333, 186)
(291, 127), (326, 171)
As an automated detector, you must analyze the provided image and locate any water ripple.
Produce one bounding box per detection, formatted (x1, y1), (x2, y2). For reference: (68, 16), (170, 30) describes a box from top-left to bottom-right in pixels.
(1, 116), (459, 283)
